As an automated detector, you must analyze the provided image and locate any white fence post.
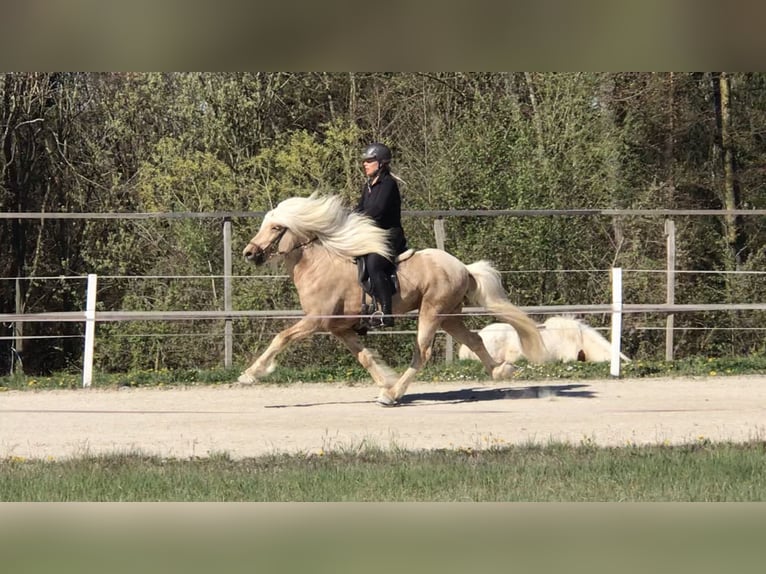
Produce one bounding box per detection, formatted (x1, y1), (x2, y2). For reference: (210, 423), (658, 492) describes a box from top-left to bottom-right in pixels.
(13, 277), (23, 374)
(82, 273), (98, 388)
(610, 267), (623, 378)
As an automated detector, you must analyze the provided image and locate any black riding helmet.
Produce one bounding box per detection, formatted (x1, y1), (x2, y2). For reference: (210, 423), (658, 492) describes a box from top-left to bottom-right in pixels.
(361, 142), (392, 165)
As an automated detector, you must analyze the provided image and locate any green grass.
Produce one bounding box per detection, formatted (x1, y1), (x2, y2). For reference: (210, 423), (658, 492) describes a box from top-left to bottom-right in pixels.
(3, 441), (766, 501)
(2, 354), (766, 391)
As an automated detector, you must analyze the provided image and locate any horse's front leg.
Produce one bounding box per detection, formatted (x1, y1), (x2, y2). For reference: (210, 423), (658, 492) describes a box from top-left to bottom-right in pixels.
(238, 318), (319, 384)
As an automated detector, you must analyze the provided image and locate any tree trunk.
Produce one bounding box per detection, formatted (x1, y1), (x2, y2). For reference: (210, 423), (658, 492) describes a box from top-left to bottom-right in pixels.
(2, 74), (27, 311)
(664, 72), (676, 204)
(714, 72), (746, 268)
(523, 72), (546, 165)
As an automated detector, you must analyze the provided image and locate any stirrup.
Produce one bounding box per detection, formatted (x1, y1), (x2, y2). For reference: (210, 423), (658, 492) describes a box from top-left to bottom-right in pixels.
(369, 310), (384, 328)
(368, 310), (394, 329)
(353, 303), (375, 335)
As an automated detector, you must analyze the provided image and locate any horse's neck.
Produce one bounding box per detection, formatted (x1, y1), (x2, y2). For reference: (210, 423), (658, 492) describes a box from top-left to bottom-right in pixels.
(288, 243), (345, 287)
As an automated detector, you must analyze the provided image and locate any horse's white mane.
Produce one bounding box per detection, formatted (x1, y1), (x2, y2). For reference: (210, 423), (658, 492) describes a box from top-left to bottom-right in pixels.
(265, 193), (393, 260)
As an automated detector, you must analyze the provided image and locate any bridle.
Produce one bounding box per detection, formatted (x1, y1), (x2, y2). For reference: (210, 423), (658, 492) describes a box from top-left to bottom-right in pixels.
(267, 226), (288, 254)
(278, 235), (316, 256)
(247, 226), (316, 263)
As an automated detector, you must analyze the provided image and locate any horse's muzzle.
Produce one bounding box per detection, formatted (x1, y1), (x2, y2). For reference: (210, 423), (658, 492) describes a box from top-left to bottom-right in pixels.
(243, 245), (266, 265)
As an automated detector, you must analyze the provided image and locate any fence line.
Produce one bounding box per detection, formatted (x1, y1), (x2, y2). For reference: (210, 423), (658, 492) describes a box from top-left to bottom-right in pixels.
(0, 334), (84, 341)
(7, 268), (766, 283)
(5, 209), (766, 382)
(6, 302), (766, 325)
(3, 208), (766, 220)
(4, 268), (766, 387)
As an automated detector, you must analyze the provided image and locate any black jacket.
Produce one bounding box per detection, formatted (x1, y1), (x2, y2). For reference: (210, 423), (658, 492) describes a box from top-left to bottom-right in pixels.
(355, 171), (407, 254)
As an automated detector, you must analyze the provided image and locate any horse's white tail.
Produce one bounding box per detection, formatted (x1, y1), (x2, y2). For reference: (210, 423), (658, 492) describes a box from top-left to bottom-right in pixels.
(579, 322), (631, 363)
(465, 260), (548, 364)
(542, 316), (630, 362)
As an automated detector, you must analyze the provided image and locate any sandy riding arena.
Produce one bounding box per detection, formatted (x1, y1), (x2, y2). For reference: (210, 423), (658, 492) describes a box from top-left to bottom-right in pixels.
(2, 376), (766, 460)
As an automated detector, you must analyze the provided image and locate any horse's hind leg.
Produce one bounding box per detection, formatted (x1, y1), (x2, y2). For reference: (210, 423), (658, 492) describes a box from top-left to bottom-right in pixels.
(386, 311), (441, 405)
(238, 318), (318, 384)
(441, 317), (516, 380)
(334, 329), (398, 393)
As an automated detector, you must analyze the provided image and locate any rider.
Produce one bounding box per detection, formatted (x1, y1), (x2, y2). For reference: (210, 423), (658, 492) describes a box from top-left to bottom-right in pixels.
(355, 142), (408, 328)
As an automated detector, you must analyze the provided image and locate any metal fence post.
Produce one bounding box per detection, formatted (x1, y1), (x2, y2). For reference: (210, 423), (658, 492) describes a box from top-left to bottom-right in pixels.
(665, 219), (676, 361)
(223, 218), (233, 368)
(433, 218), (453, 362)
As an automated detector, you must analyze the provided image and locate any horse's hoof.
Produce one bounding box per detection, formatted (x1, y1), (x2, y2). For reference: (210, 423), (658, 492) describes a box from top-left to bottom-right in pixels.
(492, 362), (518, 380)
(236, 373), (256, 385)
(376, 393), (399, 407)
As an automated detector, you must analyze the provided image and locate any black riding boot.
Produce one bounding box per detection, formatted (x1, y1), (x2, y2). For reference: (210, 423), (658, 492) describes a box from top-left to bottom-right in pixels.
(366, 253), (395, 328)
(377, 280), (395, 328)
(380, 298), (395, 328)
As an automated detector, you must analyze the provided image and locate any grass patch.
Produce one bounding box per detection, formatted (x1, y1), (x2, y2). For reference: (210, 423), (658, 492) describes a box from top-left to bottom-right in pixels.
(2, 441), (766, 501)
(2, 354), (766, 391)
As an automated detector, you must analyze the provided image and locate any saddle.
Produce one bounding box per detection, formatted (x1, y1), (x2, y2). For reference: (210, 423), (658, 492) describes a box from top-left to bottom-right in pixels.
(354, 249), (415, 334)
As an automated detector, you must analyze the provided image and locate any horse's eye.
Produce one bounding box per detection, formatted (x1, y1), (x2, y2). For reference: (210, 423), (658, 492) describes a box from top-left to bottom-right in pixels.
(272, 225), (283, 232)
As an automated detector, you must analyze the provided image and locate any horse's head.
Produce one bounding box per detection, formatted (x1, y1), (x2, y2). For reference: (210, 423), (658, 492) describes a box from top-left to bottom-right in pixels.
(243, 214), (291, 265)
(243, 194), (376, 265)
(243, 206), (316, 265)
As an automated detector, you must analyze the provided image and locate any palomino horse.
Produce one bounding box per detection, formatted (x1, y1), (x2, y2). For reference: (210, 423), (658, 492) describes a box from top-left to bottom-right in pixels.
(239, 193), (548, 405)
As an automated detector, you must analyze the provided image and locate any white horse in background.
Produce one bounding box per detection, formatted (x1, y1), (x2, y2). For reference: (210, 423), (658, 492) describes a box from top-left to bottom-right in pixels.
(458, 316), (631, 364)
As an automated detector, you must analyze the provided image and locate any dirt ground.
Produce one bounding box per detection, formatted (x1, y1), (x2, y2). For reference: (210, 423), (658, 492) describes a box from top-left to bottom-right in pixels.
(2, 375), (766, 460)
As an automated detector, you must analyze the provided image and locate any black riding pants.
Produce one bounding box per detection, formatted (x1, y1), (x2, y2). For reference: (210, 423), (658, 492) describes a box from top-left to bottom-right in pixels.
(364, 253), (395, 310)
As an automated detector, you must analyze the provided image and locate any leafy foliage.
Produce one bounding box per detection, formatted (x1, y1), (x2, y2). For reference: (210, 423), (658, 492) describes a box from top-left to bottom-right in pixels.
(3, 73), (766, 374)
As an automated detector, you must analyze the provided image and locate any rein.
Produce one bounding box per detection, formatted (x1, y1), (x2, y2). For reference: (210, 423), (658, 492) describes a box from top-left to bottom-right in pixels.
(277, 236), (316, 256)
